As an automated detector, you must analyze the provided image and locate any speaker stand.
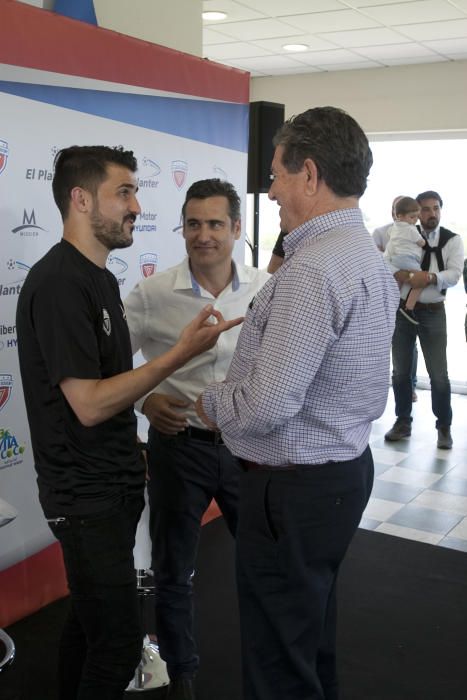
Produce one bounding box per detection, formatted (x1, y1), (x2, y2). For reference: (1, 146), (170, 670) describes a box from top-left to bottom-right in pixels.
(252, 192), (260, 268)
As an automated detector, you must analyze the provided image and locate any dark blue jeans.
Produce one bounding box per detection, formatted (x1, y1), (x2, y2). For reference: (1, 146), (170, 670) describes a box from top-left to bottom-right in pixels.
(391, 304), (452, 427)
(47, 494), (144, 700)
(236, 447), (374, 700)
(411, 343), (418, 389)
(147, 427), (242, 680)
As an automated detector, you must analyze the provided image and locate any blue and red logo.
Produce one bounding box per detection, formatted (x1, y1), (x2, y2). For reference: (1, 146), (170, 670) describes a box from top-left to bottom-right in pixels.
(0, 374), (13, 412)
(171, 160), (188, 190)
(0, 140), (9, 176)
(140, 253), (158, 278)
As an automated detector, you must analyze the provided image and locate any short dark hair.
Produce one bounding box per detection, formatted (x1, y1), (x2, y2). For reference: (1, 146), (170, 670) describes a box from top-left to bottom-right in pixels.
(395, 196), (420, 217)
(52, 145), (138, 220)
(416, 190), (443, 208)
(182, 179), (241, 222)
(273, 106), (373, 198)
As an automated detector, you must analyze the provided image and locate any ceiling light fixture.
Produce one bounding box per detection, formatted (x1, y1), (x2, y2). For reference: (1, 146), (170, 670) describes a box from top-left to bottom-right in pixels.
(202, 11), (228, 21)
(283, 43), (308, 52)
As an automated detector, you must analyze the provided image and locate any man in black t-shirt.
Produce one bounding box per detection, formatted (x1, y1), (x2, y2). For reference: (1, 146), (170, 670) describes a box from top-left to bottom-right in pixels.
(16, 145), (242, 700)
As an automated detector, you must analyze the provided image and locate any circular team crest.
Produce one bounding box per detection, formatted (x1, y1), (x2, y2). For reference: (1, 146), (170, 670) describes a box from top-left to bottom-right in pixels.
(0, 140), (9, 176)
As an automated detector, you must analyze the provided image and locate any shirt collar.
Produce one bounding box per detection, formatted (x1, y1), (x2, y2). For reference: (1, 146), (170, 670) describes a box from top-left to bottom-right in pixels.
(421, 225), (440, 241)
(282, 208), (365, 256)
(174, 256), (241, 295)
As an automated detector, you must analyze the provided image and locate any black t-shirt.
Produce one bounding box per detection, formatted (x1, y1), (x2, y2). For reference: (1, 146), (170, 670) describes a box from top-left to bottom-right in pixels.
(16, 240), (144, 516)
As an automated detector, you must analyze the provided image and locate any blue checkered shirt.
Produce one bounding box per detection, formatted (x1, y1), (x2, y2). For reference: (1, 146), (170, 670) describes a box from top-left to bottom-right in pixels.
(202, 208), (400, 466)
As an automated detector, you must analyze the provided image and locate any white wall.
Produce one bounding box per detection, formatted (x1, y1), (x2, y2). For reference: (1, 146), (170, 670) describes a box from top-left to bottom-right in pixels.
(95, 0), (202, 57)
(251, 60), (467, 135)
(17, 0), (203, 57)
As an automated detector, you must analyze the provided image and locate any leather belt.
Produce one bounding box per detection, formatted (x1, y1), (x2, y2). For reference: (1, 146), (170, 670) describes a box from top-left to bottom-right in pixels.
(400, 300), (444, 311)
(183, 426), (223, 445)
(240, 459), (299, 472)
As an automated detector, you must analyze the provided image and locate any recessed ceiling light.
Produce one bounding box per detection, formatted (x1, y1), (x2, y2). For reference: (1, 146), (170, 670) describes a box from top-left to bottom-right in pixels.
(283, 43), (309, 52)
(202, 11), (228, 21)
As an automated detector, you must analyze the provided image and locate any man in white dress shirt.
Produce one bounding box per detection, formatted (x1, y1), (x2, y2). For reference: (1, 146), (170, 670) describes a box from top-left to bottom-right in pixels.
(384, 190), (464, 449)
(124, 179), (269, 700)
(373, 194), (419, 401)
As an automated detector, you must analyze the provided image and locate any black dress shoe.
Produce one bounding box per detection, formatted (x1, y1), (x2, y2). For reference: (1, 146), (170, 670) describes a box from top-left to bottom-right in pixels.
(384, 417), (412, 442)
(166, 677), (195, 700)
(437, 426), (453, 450)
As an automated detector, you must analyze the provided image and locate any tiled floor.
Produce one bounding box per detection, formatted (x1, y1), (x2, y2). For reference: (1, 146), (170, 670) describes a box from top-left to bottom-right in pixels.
(365, 389), (467, 552)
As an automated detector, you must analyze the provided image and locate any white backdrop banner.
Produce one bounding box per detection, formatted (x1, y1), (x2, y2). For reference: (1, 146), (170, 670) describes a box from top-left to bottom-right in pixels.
(0, 0), (249, 625)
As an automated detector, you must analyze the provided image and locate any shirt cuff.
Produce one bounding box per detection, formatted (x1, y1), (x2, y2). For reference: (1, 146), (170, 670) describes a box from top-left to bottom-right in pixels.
(433, 272), (442, 291)
(200, 385), (217, 426)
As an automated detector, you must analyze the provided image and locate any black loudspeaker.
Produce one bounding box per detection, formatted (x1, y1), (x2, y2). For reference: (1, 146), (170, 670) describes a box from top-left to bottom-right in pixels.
(247, 101), (285, 194)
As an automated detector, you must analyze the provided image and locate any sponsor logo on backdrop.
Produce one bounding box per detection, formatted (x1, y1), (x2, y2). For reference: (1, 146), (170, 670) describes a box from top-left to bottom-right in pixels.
(0, 140), (9, 176)
(0, 374), (13, 412)
(107, 255), (128, 275)
(140, 253), (158, 278)
(134, 211), (157, 234)
(138, 157), (161, 189)
(1, 259), (31, 299)
(213, 166), (228, 180)
(24, 147), (56, 182)
(0, 323), (17, 351)
(171, 160), (188, 190)
(107, 254), (128, 287)
(25, 167), (53, 182)
(11, 209), (47, 237)
(172, 214), (183, 234)
(0, 427), (26, 470)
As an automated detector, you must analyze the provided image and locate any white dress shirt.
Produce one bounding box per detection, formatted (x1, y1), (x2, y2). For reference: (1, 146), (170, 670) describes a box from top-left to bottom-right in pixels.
(124, 257), (270, 428)
(372, 222), (393, 252)
(384, 225), (464, 302)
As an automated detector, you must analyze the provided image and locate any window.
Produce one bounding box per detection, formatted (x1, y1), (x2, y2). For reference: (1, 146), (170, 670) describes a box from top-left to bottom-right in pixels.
(246, 136), (467, 390)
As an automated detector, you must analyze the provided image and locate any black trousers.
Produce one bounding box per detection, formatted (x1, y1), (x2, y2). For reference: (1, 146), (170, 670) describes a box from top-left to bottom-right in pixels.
(47, 493), (144, 700)
(147, 427), (242, 679)
(236, 447), (374, 700)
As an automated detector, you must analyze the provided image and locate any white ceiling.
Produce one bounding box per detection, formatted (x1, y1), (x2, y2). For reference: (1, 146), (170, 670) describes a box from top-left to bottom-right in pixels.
(202, 0), (467, 75)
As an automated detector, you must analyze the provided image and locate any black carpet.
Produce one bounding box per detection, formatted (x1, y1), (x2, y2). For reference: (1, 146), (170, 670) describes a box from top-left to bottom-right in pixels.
(3, 520), (467, 700)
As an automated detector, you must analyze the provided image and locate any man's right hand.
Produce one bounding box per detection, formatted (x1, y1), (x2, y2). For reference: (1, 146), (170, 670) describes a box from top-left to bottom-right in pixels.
(394, 270), (431, 289)
(142, 393), (190, 434)
(175, 304), (243, 363)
